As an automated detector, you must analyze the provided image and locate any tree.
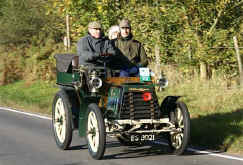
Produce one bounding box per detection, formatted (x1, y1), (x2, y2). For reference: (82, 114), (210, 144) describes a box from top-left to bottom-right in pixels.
(0, 0), (63, 45)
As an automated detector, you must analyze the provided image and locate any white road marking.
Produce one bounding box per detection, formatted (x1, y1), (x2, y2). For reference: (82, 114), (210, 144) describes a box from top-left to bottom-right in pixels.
(0, 106), (51, 120)
(187, 148), (243, 161)
(154, 138), (243, 162)
(1, 106), (243, 162)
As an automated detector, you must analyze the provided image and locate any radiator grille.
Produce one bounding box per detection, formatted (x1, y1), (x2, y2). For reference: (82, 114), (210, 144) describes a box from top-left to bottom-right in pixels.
(120, 92), (160, 120)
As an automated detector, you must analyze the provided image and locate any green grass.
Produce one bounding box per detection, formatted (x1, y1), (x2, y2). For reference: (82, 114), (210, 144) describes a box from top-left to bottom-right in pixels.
(0, 80), (58, 115)
(157, 77), (243, 154)
(0, 78), (242, 155)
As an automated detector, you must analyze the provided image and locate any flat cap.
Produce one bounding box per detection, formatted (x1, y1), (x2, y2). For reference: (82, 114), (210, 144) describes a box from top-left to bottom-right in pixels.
(88, 21), (101, 29)
(119, 19), (131, 28)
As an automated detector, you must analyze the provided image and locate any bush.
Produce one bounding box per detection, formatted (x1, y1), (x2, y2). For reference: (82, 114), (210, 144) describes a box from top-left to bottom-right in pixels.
(0, 52), (24, 85)
(0, 0), (63, 45)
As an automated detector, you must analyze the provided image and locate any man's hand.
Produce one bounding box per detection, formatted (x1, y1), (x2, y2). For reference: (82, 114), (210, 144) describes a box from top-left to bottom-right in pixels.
(100, 53), (112, 57)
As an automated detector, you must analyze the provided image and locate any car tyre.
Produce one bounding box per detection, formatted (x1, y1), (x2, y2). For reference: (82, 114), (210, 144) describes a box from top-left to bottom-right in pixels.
(86, 103), (106, 160)
(168, 101), (190, 155)
(52, 90), (73, 150)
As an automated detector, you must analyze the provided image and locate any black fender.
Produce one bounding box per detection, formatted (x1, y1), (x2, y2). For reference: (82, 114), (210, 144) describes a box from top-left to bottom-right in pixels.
(160, 96), (181, 116)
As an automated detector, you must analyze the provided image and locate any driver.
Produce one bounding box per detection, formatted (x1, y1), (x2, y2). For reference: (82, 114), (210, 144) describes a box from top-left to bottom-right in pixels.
(77, 21), (116, 66)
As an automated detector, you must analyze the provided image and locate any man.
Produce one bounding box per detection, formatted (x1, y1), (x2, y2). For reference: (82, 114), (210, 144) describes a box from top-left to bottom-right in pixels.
(115, 19), (148, 77)
(77, 21), (116, 66)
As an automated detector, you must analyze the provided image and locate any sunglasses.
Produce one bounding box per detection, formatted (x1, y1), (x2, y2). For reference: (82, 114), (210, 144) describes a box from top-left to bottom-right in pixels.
(121, 27), (131, 30)
(91, 28), (101, 30)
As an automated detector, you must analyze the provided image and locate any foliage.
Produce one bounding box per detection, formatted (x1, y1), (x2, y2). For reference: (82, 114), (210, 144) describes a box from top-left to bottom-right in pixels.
(0, 0), (63, 45)
(0, 0), (242, 82)
(0, 39), (64, 85)
(48, 0), (242, 74)
(0, 47), (25, 85)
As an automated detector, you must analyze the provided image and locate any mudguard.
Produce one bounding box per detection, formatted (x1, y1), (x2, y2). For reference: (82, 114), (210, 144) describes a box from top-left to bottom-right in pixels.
(60, 89), (80, 130)
(160, 96), (181, 115)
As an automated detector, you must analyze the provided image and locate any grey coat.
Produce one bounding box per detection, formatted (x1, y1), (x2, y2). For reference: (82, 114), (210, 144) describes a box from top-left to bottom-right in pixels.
(77, 34), (116, 66)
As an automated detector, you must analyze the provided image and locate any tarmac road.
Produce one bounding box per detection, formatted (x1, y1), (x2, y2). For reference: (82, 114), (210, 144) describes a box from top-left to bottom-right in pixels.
(0, 107), (242, 165)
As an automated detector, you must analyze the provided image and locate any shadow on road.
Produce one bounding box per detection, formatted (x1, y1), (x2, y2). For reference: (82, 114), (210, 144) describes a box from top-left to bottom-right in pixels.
(190, 108), (243, 152)
(103, 141), (172, 160)
(67, 145), (87, 150)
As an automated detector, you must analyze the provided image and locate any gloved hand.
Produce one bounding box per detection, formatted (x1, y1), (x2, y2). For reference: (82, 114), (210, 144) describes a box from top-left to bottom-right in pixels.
(100, 53), (112, 57)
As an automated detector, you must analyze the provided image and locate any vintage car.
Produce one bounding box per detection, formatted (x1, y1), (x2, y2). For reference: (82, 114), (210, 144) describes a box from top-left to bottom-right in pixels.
(52, 54), (190, 160)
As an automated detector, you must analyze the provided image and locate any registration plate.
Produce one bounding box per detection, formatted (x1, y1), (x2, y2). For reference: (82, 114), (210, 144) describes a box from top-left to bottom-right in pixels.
(131, 134), (155, 142)
(139, 67), (151, 82)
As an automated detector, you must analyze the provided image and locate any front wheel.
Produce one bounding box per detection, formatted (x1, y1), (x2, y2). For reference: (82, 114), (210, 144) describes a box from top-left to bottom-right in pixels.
(168, 101), (190, 155)
(86, 103), (106, 160)
(52, 90), (73, 150)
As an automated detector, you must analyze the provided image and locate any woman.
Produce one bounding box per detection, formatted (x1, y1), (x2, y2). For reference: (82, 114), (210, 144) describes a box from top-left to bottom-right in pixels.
(108, 25), (120, 40)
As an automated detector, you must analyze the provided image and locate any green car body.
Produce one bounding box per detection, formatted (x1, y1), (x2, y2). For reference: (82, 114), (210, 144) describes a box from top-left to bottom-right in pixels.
(52, 54), (191, 160)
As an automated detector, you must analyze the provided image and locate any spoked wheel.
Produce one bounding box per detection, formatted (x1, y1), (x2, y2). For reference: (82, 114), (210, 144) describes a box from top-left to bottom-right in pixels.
(52, 90), (72, 150)
(168, 101), (190, 155)
(86, 103), (106, 160)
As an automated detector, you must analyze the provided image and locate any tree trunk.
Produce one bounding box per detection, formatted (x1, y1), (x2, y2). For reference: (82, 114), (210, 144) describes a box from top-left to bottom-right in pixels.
(0, 58), (7, 85)
(155, 43), (161, 79)
(66, 14), (71, 51)
(200, 62), (207, 80)
(233, 36), (243, 86)
(194, 32), (208, 80)
(211, 68), (217, 80)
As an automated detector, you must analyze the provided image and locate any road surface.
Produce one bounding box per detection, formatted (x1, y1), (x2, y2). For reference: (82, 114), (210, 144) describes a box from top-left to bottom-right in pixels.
(0, 108), (242, 165)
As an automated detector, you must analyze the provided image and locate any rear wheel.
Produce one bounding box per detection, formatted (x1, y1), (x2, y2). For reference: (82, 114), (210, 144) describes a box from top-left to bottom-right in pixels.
(52, 90), (73, 150)
(86, 104), (106, 160)
(168, 101), (190, 155)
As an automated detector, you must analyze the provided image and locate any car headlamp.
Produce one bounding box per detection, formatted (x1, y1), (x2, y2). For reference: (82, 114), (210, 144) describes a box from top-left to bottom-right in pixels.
(90, 77), (102, 89)
(157, 77), (168, 88)
(88, 70), (103, 93)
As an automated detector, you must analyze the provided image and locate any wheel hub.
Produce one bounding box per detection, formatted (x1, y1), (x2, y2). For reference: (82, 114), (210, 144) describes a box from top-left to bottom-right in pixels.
(56, 116), (63, 124)
(88, 128), (96, 136)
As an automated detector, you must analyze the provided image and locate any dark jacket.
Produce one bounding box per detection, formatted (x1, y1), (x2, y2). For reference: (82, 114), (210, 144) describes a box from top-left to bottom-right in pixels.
(115, 34), (148, 67)
(77, 34), (116, 66)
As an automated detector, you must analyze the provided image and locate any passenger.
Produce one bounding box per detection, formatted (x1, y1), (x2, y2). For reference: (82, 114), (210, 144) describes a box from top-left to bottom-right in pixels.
(106, 24), (132, 72)
(108, 25), (120, 40)
(115, 19), (148, 77)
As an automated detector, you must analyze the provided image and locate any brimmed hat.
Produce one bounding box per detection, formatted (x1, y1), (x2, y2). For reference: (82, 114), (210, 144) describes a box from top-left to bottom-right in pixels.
(119, 19), (131, 28)
(88, 21), (101, 29)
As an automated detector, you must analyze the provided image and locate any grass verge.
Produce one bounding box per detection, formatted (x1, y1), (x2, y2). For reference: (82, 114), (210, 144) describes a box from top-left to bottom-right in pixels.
(0, 80), (58, 115)
(158, 77), (243, 155)
(0, 78), (242, 155)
